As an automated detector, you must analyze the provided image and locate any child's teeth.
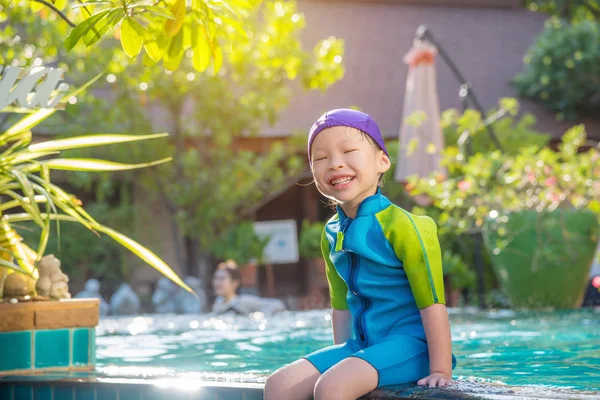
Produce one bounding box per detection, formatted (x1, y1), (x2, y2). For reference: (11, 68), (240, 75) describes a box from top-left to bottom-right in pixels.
(333, 177), (352, 185)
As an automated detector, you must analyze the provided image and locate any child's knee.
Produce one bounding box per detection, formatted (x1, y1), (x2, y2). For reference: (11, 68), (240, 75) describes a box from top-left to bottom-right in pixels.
(314, 374), (345, 400)
(264, 370), (285, 400)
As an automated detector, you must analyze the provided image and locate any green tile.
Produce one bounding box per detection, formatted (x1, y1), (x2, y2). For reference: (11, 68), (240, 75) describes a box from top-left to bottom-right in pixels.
(0, 331), (32, 371)
(90, 329), (96, 365)
(34, 330), (70, 368)
(72, 329), (90, 366)
(34, 386), (52, 400)
(13, 385), (32, 400)
(74, 387), (95, 400)
(0, 385), (13, 400)
(53, 386), (73, 400)
(96, 387), (117, 400)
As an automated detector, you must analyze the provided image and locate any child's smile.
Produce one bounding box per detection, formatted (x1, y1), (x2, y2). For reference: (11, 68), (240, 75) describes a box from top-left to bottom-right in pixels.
(310, 126), (390, 216)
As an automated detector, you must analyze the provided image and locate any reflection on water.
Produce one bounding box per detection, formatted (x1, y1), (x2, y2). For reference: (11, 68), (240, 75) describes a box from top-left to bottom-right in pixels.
(96, 308), (600, 394)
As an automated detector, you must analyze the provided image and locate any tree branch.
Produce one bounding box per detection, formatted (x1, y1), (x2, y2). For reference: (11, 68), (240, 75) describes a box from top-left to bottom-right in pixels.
(32, 0), (76, 27)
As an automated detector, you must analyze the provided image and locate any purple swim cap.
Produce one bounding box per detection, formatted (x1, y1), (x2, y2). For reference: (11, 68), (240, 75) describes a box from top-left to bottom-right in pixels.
(307, 109), (389, 163)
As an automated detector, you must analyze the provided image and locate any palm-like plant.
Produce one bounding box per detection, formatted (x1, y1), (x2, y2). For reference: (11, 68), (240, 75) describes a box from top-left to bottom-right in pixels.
(0, 77), (191, 298)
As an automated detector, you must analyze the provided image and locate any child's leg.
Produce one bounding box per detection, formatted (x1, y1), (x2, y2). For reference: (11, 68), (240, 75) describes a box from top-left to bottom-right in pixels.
(264, 359), (321, 400)
(313, 357), (378, 400)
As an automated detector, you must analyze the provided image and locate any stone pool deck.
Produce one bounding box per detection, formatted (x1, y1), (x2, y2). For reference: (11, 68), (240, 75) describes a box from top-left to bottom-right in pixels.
(0, 371), (598, 399)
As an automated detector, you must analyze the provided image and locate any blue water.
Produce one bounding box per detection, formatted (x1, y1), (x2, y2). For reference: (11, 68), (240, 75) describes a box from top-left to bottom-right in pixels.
(96, 308), (600, 396)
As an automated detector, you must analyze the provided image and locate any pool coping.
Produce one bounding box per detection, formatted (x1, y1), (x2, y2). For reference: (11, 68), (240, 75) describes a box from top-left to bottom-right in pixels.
(1, 373), (598, 400)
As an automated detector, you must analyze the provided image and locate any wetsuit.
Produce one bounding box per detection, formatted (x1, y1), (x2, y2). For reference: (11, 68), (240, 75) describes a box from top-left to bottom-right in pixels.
(304, 189), (457, 387)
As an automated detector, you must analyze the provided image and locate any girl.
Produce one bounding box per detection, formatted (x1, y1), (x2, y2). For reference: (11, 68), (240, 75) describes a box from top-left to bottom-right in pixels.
(265, 109), (456, 400)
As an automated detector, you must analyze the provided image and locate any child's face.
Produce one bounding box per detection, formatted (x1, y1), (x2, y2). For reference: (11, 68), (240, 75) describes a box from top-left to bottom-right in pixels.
(310, 126), (390, 211)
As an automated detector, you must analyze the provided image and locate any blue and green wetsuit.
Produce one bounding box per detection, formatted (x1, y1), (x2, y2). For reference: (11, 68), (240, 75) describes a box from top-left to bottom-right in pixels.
(304, 189), (457, 387)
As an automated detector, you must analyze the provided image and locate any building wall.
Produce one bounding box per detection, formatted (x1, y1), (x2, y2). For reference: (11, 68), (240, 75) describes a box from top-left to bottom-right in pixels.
(263, 0), (599, 140)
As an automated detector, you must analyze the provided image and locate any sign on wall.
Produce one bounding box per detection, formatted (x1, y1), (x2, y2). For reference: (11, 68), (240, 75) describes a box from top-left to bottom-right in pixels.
(0, 66), (69, 111)
(253, 219), (299, 265)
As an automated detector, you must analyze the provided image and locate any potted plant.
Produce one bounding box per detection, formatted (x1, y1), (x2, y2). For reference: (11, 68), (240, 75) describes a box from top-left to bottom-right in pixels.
(0, 80), (191, 375)
(298, 220), (327, 294)
(411, 121), (600, 309)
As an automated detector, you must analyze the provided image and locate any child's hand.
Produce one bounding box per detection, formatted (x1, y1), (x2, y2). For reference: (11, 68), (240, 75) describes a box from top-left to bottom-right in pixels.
(417, 372), (452, 388)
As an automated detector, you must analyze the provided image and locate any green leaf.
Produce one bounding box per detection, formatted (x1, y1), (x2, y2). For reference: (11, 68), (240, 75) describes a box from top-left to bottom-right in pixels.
(65, 9), (112, 51)
(95, 225), (194, 294)
(0, 257), (32, 275)
(163, 30), (184, 70)
(84, 8), (124, 47)
(2, 214), (193, 294)
(28, 133), (168, 153)
(131, 5), (175, 19)
(192, 32), (211, 72)
(120, 17), (144, 58)
(43, 157), (172, 171)
(164, 0), (186, 37)
(2, 190), (44, 228)
(10, 170), (43, 226)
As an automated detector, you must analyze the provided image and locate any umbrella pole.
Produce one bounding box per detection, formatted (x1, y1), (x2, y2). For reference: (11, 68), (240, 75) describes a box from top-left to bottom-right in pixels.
(415, 25), (493, 309)
(415, 25), (504, 156)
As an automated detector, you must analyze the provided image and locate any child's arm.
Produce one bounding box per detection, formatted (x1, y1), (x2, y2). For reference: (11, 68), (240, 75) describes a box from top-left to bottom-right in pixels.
(418, 304), (453, 387)
(332, 309), (352, 345)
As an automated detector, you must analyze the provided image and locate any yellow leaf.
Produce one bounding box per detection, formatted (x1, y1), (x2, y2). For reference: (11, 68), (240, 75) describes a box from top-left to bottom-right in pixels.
(96, 225), (194, 295)
(164, 0), (186, 38)
(212, 40), (223, 74)
(193, 33), (211, 72)
(29, 133), (168, 153)
(120, 17), (143, 58)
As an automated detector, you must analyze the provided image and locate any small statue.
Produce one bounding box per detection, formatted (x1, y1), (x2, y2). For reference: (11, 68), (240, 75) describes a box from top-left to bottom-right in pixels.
(174, 276), (206, 314)
(109, 283), (141, 316)
(36, 254), (71, 300)
(152, 277), (178, 314)
(75, 279), (110, 316)
(2, 272), (36, 299)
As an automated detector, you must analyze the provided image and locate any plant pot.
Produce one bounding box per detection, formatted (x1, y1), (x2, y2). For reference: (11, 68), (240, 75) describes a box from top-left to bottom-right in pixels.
(482, 209), (600, 309)
(0, 299), (99, 375)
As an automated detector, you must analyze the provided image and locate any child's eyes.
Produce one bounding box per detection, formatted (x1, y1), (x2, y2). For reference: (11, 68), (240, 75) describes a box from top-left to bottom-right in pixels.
(314, 156), (326, 162)
(344, 149), (358, 154)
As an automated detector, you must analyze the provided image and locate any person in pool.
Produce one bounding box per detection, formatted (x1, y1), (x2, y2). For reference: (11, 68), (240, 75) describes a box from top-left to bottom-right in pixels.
(264, 109), (456, 400)
(211, 259), (286, 315)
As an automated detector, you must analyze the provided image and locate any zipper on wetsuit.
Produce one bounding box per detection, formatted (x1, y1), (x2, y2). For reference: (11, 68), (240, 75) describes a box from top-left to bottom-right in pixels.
(336, 217), (369, 345)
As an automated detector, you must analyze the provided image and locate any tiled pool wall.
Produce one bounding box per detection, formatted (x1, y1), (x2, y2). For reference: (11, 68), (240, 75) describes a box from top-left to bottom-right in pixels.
(0, 381), (264, 400)
(0, 327), (95, 374)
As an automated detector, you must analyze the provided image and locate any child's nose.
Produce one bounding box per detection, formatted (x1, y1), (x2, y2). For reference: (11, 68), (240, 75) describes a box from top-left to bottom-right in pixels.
(327, 155), (345, 170)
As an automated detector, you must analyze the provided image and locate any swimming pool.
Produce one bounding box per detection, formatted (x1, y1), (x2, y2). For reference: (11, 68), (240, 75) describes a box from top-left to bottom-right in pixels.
(92, 308), (600, 398)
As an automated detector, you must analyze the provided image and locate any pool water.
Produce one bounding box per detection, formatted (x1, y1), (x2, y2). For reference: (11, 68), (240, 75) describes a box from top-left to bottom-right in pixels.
(96, 308), (600, 394)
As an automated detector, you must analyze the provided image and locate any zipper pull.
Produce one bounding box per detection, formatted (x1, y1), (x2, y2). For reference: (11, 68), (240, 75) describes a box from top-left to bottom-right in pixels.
(336, 231), (344, 252)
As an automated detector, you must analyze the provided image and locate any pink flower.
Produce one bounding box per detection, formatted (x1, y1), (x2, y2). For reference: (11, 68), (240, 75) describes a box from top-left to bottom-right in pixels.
(458, 180), (471, 191)
(545, 177), (557, 186)
(527, 173), (536, 183)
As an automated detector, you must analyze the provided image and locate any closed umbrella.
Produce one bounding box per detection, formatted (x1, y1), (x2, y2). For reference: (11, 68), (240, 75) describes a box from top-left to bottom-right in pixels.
(394, 41), (446, 184)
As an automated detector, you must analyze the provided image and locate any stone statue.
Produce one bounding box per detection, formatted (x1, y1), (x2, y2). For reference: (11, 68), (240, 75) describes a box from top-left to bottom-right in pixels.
(152, 277), (178, 314)
(35, 255), (71, 300)
(174, 276), (206, 314)
(75, 279), (110, 316)
(109, 283), (141, 316)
